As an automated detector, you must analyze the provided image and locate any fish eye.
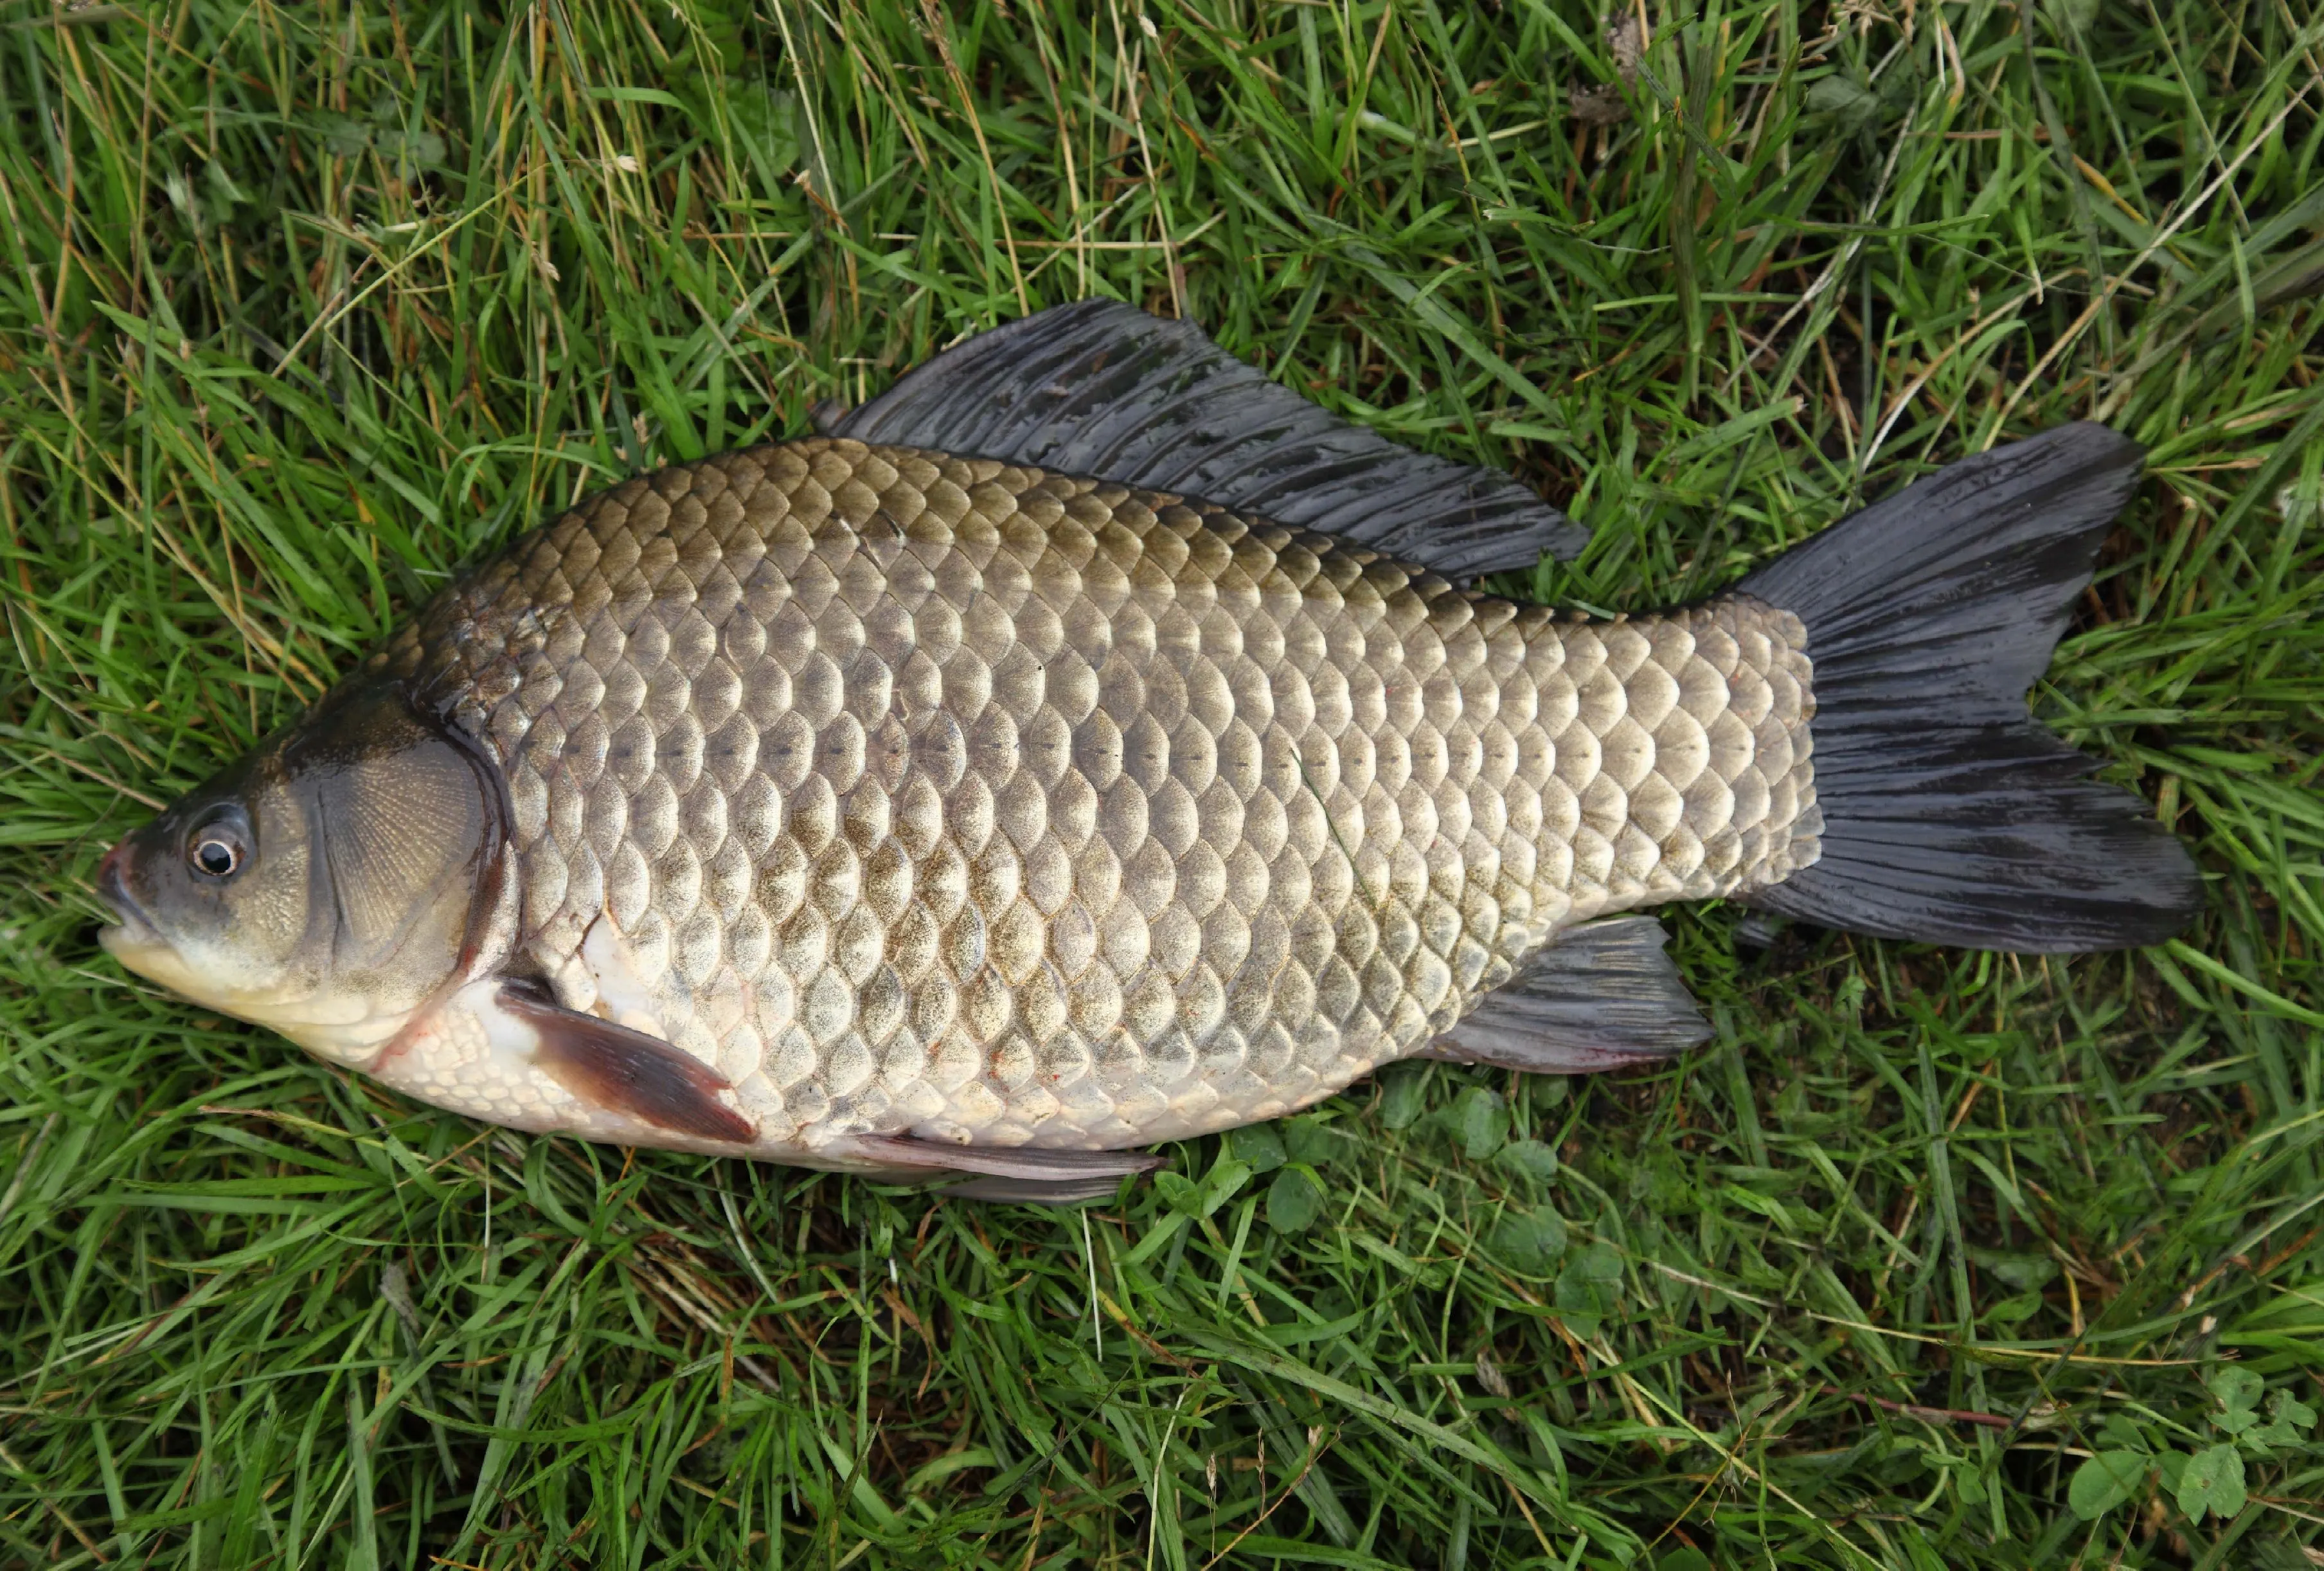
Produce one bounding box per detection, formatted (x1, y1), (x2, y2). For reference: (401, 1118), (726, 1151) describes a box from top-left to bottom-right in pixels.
(187, 819), (249, 881)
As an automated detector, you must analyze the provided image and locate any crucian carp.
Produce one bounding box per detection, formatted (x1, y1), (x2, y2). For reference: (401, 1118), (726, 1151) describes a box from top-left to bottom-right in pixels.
(97, 303), (2201, 1201)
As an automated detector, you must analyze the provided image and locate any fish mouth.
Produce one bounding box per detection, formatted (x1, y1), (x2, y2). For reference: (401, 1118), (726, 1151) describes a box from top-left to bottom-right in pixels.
(94, 836), (161, 949)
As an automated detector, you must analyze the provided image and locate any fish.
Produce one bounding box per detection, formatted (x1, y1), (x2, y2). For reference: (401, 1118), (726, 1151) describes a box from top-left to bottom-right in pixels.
(95, 301), (2203, 1202)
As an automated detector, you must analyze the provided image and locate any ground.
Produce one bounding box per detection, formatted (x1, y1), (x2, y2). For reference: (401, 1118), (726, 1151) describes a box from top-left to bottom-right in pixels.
(1, 0), (2320, 1567)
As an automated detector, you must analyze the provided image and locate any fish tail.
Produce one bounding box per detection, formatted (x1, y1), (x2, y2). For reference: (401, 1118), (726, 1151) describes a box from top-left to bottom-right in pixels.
(1735, 423), (2201, 951)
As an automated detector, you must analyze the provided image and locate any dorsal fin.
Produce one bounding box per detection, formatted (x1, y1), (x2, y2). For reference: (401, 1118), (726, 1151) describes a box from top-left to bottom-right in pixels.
(825, 301), (1588, 576)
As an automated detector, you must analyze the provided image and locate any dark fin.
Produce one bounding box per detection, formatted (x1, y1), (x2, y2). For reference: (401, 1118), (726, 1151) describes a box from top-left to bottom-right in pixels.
(825, 300), (1589, 575)
(500, 980), (757, 1144)
(1737, 423), (2203, 951)
(1422, 917), (1711, 1072)
(940, 1174), (1145, 1205)
(840, 1132), (1164, 1204)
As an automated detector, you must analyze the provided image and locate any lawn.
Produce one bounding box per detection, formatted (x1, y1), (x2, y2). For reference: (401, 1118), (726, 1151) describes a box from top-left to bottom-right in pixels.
(1, 0), (2320, 1565)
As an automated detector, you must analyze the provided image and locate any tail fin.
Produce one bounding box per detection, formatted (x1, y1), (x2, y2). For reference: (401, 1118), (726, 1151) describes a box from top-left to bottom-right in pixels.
(1739, 424), (2201, 952)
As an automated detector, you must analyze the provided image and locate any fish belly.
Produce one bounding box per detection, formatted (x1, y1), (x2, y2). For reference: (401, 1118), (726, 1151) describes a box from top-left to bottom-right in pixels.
(385, 439), (1818, 1153)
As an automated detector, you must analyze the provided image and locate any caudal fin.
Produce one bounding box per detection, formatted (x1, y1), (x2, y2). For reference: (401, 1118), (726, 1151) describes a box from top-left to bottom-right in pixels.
(1739, 424), (2201, 952)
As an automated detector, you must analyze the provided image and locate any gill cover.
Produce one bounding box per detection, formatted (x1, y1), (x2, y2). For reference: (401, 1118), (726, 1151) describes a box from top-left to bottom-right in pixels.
(98, 681), (510, 1061)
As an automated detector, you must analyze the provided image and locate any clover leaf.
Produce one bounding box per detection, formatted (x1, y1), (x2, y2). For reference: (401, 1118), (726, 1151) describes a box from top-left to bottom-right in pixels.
(2248, 1389), (2319, 1450)
(2068, 1451), (2147, 1520)
(2175, 1443), (2246, 1523)
(1157, 1158), (1250, 1219)
(1488, 1204), (1569, 1277)
(2210, 1365), (2264, 1435)
(1227, 1124), (1285, 1175)
(1554, 1241), (1623, 1338)
(1265, 1166), (1325, 1234)
(1500, 1138), (1559, 1181)
(1455, 1088), (1506, 1160)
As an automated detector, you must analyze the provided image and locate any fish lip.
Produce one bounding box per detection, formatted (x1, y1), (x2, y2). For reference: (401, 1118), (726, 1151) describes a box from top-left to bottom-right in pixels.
(94, 836), (158, 940)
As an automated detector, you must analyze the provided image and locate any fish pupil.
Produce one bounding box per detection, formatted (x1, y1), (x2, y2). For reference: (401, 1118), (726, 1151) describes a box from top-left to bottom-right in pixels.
(192, 835), (241, 879)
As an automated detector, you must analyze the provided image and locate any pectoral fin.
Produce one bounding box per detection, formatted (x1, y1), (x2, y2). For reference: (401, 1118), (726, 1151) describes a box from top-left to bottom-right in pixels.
(498, 980), (756, 1144)
(1424, 917), (1713, 1072)
(837, 1133), (1166, 1205)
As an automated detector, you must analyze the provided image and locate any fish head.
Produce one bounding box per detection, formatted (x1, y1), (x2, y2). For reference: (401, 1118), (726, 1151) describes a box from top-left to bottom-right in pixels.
(97, 680), (512, 1064)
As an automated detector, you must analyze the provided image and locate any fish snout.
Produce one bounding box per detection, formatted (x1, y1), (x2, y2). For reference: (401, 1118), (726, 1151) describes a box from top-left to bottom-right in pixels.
(96, 832), (153, 931)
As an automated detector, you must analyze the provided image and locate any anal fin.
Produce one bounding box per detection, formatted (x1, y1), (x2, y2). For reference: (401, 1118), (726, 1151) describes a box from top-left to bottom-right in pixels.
(499, 979), (757, 1144)
(1424, 917), (1712, 1072)
(940, 1174), (1149, 1205)
(839, 1133), (1165, 1205)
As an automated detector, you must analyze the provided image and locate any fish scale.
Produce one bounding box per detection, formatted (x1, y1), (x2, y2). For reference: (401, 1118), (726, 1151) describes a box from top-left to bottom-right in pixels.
(369, 436), (1819, 1150)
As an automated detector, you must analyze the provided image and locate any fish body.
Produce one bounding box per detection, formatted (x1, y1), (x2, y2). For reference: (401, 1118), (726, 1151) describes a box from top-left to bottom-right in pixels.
(98, 303), (2201, 1199)
(376, 439), (1816, 1153)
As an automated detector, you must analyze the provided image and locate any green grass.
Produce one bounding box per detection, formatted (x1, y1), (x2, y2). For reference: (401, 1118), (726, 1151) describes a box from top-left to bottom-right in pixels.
(1, 0), (2320, 1565)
